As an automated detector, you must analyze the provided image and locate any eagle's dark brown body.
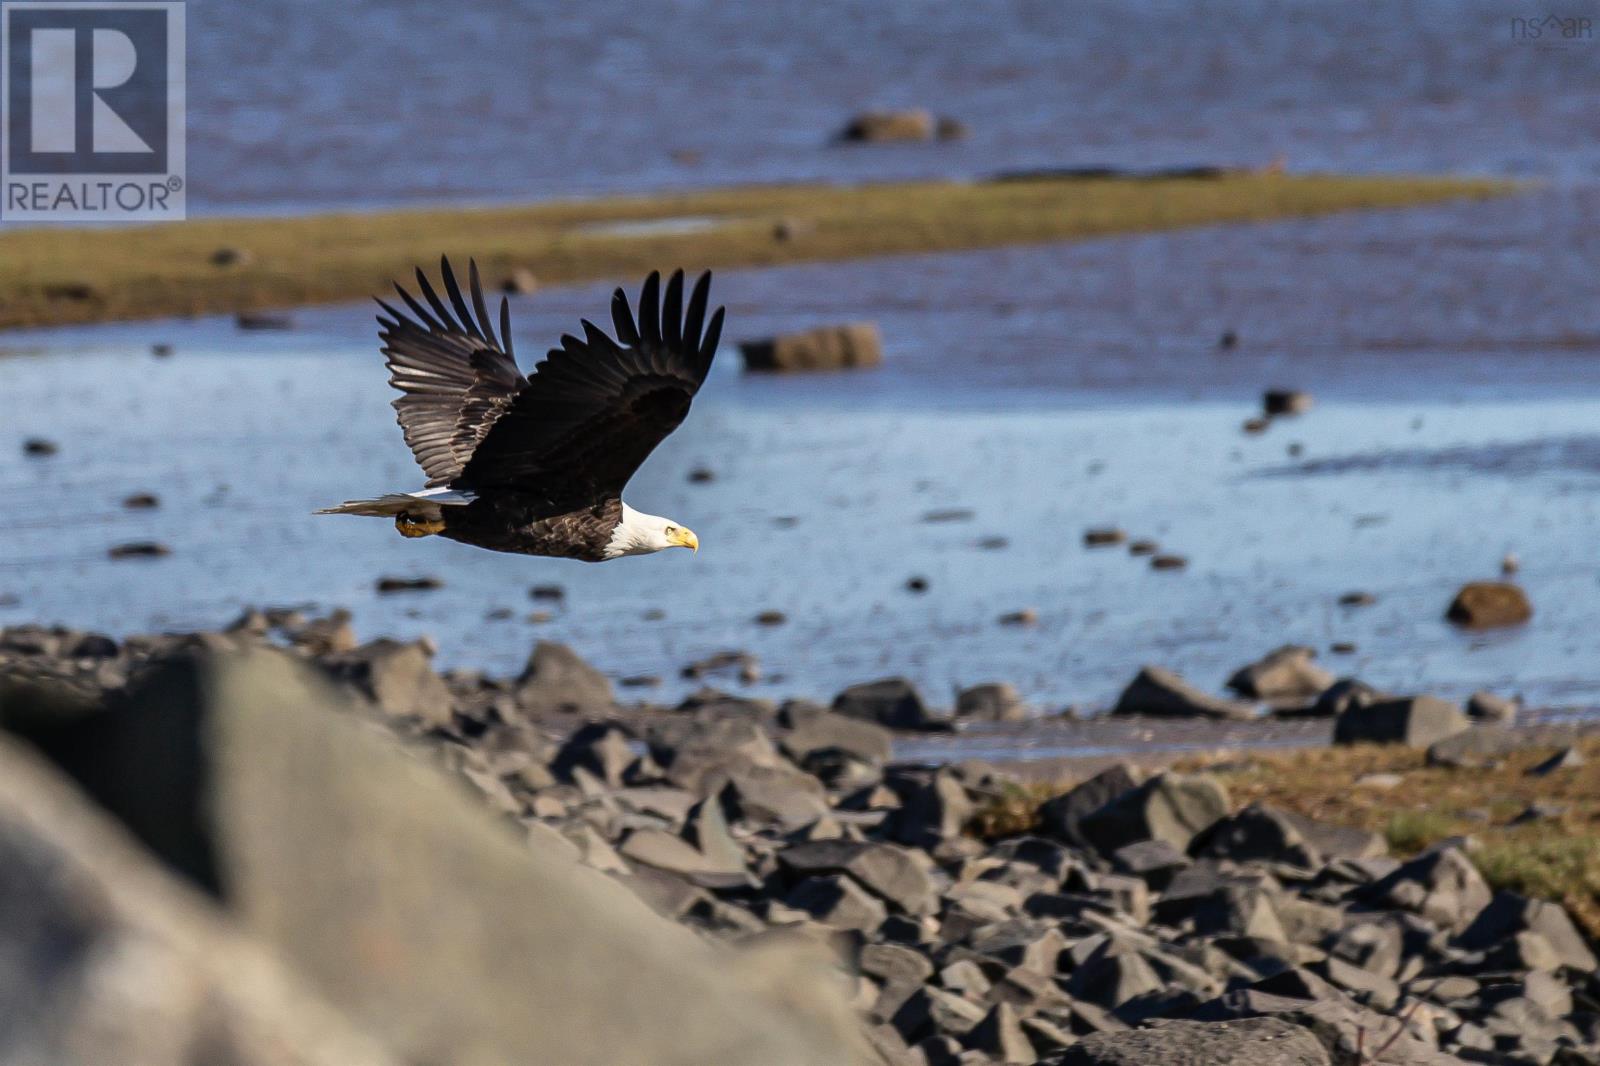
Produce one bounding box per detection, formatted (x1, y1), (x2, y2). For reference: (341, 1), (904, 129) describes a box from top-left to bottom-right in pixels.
(438, 495), (623, 561)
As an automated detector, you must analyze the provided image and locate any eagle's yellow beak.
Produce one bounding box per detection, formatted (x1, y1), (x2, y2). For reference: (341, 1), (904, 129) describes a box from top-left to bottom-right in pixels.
(669, 526), (699, 553)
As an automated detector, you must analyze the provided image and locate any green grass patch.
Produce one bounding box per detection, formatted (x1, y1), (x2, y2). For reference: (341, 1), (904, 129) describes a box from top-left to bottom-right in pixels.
(0, 172), (1517, 330)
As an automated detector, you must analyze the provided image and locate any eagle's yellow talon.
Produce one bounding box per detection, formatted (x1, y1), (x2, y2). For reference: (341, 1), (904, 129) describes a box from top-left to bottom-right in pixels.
(396, 513), (445, 538)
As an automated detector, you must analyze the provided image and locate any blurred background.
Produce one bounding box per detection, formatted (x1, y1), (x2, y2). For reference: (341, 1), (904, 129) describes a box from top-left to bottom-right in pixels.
(4, 0), (1600, 714)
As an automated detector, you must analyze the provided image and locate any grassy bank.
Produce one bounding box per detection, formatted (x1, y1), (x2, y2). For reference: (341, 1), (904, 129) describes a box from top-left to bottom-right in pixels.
(0, 172), (1515, 330)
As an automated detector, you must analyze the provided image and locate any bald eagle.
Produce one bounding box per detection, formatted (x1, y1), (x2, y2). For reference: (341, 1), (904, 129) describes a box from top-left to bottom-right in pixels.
(319, 259), (722, 562)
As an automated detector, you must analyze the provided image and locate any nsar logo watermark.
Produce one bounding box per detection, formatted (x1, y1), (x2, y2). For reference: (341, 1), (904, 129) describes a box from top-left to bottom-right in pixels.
(2, 1), (184, 222)
(1509, 13), (1593, 44)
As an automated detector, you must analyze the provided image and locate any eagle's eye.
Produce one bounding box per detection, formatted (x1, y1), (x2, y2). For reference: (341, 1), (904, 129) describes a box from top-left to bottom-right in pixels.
(663, 524), (677, 536)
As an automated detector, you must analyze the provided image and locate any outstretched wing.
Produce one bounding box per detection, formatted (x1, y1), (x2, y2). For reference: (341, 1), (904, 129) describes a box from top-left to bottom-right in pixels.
(376, 257), (528, 487)
(455, 269), (723, 503)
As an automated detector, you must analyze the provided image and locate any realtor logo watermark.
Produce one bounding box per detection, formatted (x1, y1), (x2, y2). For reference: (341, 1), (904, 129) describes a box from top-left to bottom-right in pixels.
(1510, 14), (1593, 44)
(1, 1), (184, 222)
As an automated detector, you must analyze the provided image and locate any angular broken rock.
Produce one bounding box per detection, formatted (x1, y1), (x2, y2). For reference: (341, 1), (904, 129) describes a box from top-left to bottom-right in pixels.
(1226, 645), (1335, 702)
(515, 640), (614, 715)
(891, 770), (974, 848)
(551, 722), (635, 788)
(1458, 891), (1598, 973)
(786, 874), (888, 934)
(1362, 846), (1491, 934)
(779, 839), (938, 915)
(781, 708), (893, 765)
(1333, 694), (1468, 748)
(1038, 763), (1144, 850)
(1110, 666), (1255, 720)
(833, 677), (946, 731)
(1193, 803), (1323, 869)
(1466, 690), (1518, 725)
(324, 639), (453, 729)
(1077, 772), (1231, 857)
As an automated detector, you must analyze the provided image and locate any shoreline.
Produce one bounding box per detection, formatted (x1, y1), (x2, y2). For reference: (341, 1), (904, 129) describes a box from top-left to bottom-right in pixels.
(0, 172), (1515, 331)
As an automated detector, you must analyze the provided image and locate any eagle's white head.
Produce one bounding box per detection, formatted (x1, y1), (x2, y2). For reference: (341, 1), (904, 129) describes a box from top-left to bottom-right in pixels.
(604, 502), (699, 559)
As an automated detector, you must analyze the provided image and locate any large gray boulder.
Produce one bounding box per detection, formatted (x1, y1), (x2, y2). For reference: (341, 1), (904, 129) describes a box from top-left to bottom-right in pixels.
(1049, 1017), (1331, 1065)
(0, 734), (398, 1066)
(1038, 763), (1144, 850)
(1333, 695), (1468, 748)
(955, 682), (1028, 722)
(833, 678), (945, 731)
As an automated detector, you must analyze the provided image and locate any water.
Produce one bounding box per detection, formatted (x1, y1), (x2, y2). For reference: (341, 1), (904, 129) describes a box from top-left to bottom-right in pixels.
(5, 187), (1600, 714)
(186, 0), (1600, 213)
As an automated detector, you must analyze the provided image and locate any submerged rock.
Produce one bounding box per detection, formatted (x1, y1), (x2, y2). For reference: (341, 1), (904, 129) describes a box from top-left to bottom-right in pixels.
(836, 109), (933, 142)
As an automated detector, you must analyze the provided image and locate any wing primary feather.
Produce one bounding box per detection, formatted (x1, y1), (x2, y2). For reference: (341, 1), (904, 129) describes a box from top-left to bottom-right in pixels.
(639, 271), (662, 346)
(663, 269), (684, 350)
(394, 281), (446, 333)
(580, 318), (613, 351)
(611, 288), (641, 346)
(440, 257), (484, 342)
(468, 259), (498, 350)
(683, 272), (710, 352)
(414, 268), (458, 332)
(700, 306), (725, 367)
(499, 297), (515, 362)
(374, 297), (404, 330)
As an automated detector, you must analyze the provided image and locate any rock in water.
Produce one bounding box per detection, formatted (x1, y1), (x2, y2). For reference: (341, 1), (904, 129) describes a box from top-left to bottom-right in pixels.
(955, 682), (1027, 722)
(833, 677), (944, 731)
(836, 109), (934, 142)
(1333, 694), (1468, 747)
(1263, 389), (1313, 416)
(1111, 666), (1255, 720)
(1226, 645), (1334, 701)
(1466, 689), (1518, 724)
(1445, 581), (1532, 628)
(739, 323), (883, 372)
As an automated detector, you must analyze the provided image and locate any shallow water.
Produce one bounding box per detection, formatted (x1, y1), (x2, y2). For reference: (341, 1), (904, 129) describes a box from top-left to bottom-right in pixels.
(4, 190), (1599, 715)
(185, 0), (1600, 212)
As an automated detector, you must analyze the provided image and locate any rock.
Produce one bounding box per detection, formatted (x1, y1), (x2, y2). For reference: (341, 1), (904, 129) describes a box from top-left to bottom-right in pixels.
(1055, 1017), (1331, 1065)
(935, 116), (970, 141)
(1333, 694), (1468, 748)
(1127, 539), (1159, 556)
(965, 1003), (1035, 1063)
(515, 641), (614, 715)
(956, 682), (1027, 722)
(837, 109), (934, 142)
(151, 342), (174, 357)
(210, 245), (252, 266)
(325, 639), (453, 729)
(22, 437), (59, 456)
(121, 491), (160, 509)
(755, 610), (787, 626)
(688, 466), (716, 484)
(923, 508), (976, 524)
(1077, 772), (1231, 857)
(720, 764), (832, 829)
(1083, 528), (1126, 547)
(1526, 746), (1584, 776)
(1218, 330), (1239, 350)
(1445, 581), (1532, 629)
(375, 575), (442, 593)
(892, 770), (974, 848)
(779, 840), (937, 915)
(235, 310), (295, 330)
(833, 678), (944, 731)
(1065, 950), (1164, 1009)
(1426, 726), (1528, 769)
(892, 986), (987, 1044)
(0, 734), (400, 1066)
(107, 540), (171, 559)
(1338, 591), (1376, 607)
(906, 576), (930, 593)
(782, 708), (892, 765)
(552, 723), (636, 787)
(1037, 764), (1145, 850)
(1263, 389), (1313, 416)
(1466, 690), (1518, 724)
(529, 584), (565, 601)
(740, 323), (883, 372)
(1306, 678), (1384, 719)
(1111, 666), (1255, 721)
(1458, 892), (1598, 973)
(501, 267), (538, 294)
(1501, 552), (1521, 575)
(998, 609), (1039, 626)
(1193, 803), (1324, 869)
(1363, 846), (1491, 934)
(786, 874), (887, 934)
(1242, 417), (1271, 434)
(1327, 921), (1402, 980)
(1110, 839), (1191, 891)
(1149, 555), (1187, 571)
(1226, 646), (1334, 701)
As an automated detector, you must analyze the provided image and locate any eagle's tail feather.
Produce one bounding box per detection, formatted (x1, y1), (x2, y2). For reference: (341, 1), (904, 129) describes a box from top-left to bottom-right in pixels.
(315, 487), (474, 518)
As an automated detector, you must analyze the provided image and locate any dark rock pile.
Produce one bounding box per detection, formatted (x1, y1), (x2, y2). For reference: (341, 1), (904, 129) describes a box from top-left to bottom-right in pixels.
(1, 617), (1597, 1066)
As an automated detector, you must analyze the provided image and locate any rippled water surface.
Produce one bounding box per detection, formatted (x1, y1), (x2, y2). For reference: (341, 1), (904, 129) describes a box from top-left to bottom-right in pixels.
(5, 188), (1599, 714)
